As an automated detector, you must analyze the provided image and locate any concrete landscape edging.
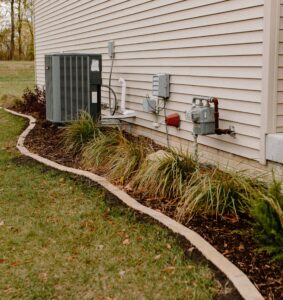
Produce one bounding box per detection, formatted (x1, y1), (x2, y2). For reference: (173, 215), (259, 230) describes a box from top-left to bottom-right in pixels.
(3, 108), (264, 300)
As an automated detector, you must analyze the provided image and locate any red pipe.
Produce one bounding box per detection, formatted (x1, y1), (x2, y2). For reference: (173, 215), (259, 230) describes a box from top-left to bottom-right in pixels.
(209, 97), (233, 135)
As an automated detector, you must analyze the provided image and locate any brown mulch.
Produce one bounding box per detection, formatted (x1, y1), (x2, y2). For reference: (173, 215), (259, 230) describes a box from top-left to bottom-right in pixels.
(23, 120), (283, 300)
(24, 119), (82, 169)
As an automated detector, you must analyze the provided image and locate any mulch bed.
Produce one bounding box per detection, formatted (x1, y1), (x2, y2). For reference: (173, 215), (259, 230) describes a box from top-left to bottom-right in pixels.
(23, 119), (283, 300)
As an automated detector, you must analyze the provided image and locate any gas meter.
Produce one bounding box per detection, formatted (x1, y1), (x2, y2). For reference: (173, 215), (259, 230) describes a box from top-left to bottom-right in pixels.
(188, 97), (215, 135)
(187, 96), (236, 137)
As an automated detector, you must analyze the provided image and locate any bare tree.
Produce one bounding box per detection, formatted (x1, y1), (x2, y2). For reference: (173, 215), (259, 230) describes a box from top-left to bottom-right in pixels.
(9, 0), (15, 60)
(17, 0), (23, 58)
(0, 0), (33, 60)
(23, 0), (33, 41)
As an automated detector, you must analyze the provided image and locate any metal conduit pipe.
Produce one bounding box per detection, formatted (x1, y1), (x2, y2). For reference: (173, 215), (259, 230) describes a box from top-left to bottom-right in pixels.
(208, 97), (235, 136)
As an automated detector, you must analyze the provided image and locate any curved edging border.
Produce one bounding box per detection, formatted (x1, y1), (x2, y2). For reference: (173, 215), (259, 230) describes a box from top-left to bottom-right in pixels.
(3, 108), (264, 300)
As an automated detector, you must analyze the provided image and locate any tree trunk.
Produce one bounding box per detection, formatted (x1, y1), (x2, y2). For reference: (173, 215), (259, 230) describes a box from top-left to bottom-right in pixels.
(23, 0), (34, 60)
(17, 0), (23, 59)
(9, 0), (15, 60)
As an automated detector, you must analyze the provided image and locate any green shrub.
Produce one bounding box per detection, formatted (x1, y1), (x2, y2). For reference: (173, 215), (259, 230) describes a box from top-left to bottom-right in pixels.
(131, 149), (197, 200)
(62, 111), (100, 154)
(175, 167), (258, 221)
(249, 178), (283, 262)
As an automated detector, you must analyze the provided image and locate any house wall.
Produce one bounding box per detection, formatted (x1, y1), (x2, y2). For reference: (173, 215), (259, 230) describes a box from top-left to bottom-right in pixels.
(278, 0), (283, 132)
(34, 0), (265, 162)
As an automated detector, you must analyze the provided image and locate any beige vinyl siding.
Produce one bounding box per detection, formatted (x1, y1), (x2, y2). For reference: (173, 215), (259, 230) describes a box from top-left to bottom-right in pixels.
(277, 1), (283, 132)
(34, 0), (264, 161)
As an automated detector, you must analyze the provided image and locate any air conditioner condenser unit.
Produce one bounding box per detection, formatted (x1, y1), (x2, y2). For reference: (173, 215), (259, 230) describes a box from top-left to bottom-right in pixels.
(45, 53), (102, 123)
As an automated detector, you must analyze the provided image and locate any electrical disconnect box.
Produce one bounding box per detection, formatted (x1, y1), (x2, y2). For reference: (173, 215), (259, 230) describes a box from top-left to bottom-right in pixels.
(143, 96), (157, 113)
(152, 73), (170, 98)
(45, 53), (102, 123)
(188, 98), (215, 135)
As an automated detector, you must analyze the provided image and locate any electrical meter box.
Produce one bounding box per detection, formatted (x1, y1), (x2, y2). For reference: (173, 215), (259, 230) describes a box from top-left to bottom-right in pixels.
(190, 104), (215, 135)
(45, 53), (102, 123)
(152, 73), (170, 98)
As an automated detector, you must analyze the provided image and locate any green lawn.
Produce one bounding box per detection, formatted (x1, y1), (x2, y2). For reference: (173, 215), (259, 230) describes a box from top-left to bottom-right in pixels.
(0, 61), (35, 104)
(0, 109), (218, 299)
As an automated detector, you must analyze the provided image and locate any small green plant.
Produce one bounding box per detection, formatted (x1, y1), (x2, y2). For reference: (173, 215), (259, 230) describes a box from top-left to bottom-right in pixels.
(132, 149), (197, 200)
(249, 178), (283, 262)
(62, 111), (100, 154)
(175, 167), (258, 221)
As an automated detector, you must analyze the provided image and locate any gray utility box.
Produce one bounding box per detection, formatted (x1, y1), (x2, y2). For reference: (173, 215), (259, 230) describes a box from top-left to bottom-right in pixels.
(143, 97), (156, 113)
(152, 73), (170, 98)
(45, 53), (102, 123)
(190, 105), (215, 135)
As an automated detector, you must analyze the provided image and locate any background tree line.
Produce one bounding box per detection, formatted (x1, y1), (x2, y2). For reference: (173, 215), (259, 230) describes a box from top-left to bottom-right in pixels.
(0, 0), (34, 60)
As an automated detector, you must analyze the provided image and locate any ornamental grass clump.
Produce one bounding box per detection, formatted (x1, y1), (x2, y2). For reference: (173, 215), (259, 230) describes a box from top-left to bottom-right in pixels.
(131, 149), (197, 200)
(82, 130), (123, 174)
(249, 178), (283, 262)
(83, 131), (153, 183)
(62, 111), (100, 154)
(175, 167), (259, 221)
(106, 135), (153, 184)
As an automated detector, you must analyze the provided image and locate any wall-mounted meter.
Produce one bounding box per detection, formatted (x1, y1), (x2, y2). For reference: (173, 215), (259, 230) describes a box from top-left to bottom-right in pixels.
(152, 73), (170, 99)
(186, 96), (236, 137)
(189, 101), (215, 135)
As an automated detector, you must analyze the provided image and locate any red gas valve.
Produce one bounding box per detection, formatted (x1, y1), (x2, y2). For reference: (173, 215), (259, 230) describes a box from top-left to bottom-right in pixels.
(165, 113), (180, 128)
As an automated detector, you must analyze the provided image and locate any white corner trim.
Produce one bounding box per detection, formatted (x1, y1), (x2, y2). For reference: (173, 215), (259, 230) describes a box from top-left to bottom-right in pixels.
(260, 0), (281, 164)
(3, 108), (264, 300)
(266, 133), (283, 163)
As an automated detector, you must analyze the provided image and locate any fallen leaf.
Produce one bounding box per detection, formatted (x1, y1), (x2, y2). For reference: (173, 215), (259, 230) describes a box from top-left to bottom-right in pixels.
(162, 266), (176, 273)
(119, 270), (126, 277)
(238, 243), (245, 252)
(222, 215), (239, 223)
(124, 184), (133, 192)
(154, 254), (161, 260)
(67, 256), (74, 261)
(0, 220), (4, 226)
(84, 291), (95, 300)
(39, 272), (48, 282)
(123, 239), (130, 245)
(4, 287), (17, 294)
(223, 250), (231, 256)
(96, 245), (104, 250)
(166, 243), (171, 249)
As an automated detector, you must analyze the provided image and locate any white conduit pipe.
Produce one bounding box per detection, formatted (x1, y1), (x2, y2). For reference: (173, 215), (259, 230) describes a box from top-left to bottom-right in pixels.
(119, 77), (126, 114)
